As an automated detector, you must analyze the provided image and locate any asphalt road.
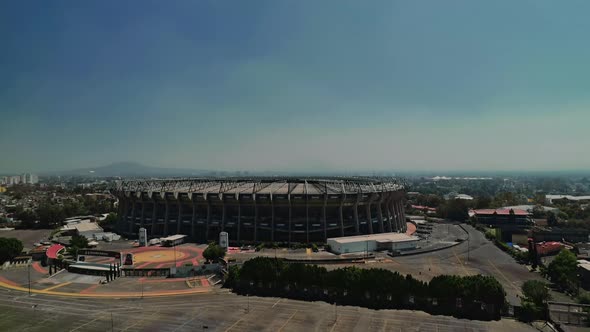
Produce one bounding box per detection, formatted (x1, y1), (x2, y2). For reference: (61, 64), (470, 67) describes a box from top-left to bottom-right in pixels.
(0, 288), (536, 332)
(387, 224), (570, 306)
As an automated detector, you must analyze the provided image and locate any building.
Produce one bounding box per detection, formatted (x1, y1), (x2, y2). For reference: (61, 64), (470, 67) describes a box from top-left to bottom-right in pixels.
(113, 177), (407, 244)
(502, 205), (558, 214)
(327, 232), (419, 254)
(533, 227), (590, 243)
(471, 208), (533, 242)
(578, 260), (590, 290)
(546, 195), (590, 204)
(2, 173), (37, 185)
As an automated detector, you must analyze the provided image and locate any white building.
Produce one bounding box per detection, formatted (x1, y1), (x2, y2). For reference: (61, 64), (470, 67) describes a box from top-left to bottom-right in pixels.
(327, 233), (420, 255)
(546, 195), (590, 204)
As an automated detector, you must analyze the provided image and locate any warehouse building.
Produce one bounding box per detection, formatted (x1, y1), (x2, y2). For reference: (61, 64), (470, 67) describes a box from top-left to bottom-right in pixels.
(327, 232), (419, 254)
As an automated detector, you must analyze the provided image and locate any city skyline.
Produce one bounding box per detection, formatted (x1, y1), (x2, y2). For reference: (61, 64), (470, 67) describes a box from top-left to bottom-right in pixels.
(2, 1), (590, 173)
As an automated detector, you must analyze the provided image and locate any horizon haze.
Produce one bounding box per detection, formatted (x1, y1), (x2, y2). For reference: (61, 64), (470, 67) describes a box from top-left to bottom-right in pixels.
(2, 1), (590, 174)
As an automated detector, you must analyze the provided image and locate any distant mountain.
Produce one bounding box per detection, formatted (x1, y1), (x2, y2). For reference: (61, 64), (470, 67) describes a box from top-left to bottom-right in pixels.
(43, 162), (209, 178)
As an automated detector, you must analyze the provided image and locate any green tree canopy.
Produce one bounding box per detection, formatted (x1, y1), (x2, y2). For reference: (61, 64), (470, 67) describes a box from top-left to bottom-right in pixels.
(37, 202), (66, 228)
(438, 199), (469, 222)
(546, 211), (558, 227)
(202, 242), (226, 263)
(68, 234), (89, 257)
(521, 280), (551, 307)
(547, 249), (579, 293)
(70, 234), (89, 248)
(0, 237), (24, 263)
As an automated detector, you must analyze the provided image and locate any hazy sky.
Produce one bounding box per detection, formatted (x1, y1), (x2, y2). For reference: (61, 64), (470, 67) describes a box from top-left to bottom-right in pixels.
(2, 1), (590, 173)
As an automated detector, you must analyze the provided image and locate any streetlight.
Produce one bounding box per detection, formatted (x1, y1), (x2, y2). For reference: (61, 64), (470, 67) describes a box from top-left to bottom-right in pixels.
(173, 243), (177, 267)
(365, 235), (369, 259)
(334, 302), (337, 323)
(467, 228), (471, 261)
(28, 263), (31, 296)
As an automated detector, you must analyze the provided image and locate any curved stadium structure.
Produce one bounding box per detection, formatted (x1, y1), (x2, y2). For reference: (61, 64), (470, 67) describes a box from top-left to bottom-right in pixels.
(113, 178), (407, 243)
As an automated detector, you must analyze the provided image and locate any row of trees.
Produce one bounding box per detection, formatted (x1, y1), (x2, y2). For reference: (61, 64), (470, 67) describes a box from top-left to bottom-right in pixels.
(225, 257), (506, 320)
(13, 198), (115, 229)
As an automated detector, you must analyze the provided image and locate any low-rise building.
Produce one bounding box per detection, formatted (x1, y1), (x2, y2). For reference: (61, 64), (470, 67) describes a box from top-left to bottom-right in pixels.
(533, 227), (590, 244)
(327, 233), (419, 254)
(471, 208), (533, 242)
(578, 260), (590, 290)
(546, 195), (590, 204)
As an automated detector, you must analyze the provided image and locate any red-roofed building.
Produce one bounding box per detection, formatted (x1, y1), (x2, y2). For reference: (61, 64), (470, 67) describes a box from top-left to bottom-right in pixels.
(471, 208), (534, 242)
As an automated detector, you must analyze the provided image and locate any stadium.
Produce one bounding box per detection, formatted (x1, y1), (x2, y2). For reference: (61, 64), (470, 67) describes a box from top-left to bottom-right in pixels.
(113, 178), (407, 243)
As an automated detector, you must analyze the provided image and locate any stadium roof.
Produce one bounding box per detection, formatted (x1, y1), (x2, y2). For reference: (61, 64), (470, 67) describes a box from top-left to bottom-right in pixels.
(114, 177), (405, 195)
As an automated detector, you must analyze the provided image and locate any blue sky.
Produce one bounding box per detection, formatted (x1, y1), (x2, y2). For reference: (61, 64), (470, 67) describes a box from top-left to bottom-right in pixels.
(1, 1), (589, 173)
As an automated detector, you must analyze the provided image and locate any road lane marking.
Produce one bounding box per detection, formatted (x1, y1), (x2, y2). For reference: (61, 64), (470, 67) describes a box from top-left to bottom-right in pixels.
(225, 312), (249, 332)
(487, 259), (521, 295)
(452, 247), (470, 276)
(42, 282), (72, 292)
(69, 312), (106, 331)
(272, 299), (281, 308)
(278, 310), (298, 332)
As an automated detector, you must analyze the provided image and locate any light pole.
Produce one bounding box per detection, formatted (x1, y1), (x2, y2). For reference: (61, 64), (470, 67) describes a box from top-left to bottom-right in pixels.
(334, 302), (337, 323)
(28, 263), (31, 296)
(173, 243), (177, 266)
(467, 228), (471, 261)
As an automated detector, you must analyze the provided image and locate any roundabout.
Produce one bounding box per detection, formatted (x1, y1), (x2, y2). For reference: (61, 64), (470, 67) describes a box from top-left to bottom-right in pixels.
(131, 249), (189, 264)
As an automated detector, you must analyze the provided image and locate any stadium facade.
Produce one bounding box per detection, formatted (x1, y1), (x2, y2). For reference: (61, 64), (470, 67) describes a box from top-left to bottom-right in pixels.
(113, 178), (407, 243)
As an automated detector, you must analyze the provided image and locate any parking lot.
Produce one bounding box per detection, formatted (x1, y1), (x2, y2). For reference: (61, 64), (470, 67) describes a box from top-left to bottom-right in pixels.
(0, 288), (536, 332)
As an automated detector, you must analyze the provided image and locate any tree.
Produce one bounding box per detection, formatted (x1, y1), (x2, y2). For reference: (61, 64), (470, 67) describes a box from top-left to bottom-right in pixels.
(439, 199), (469, 222)
(202, 242), (226, 263)
(546, 211), (558, 227)
(521, 280), (551, 307)
(474, 196), (492, 209)
(37, 203), (65, 228)
(547, 249), (579, 293)
(100, 213), (117, 226)
(68, 234), (89, 257)
(15, 207), (37, 229)
(0, 237), (24, 263)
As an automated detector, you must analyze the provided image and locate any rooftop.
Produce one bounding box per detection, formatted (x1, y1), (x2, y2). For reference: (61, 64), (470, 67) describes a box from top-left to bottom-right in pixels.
(161, 234), (187, 241)
(114, 177), (405, 195)
(472, 209), (530, 216)
(546, 195), (590, 202)
(328, 232), (419, 244)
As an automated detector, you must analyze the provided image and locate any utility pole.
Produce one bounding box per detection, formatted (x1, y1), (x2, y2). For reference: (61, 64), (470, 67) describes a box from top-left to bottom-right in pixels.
(28, 263), (31, 296)
(334, 302), (337, 323)
(467, 232), (471, 261)
(174, 244), (177, 267)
